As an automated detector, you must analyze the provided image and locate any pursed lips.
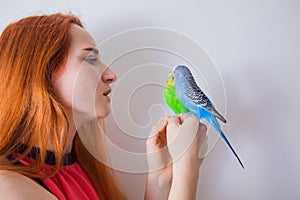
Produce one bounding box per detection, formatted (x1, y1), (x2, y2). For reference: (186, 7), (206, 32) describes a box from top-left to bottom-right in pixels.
(103, 88), (111, 96)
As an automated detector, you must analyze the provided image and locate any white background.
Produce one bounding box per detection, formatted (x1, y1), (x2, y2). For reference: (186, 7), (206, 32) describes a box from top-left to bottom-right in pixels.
(1, 0), (299, 199)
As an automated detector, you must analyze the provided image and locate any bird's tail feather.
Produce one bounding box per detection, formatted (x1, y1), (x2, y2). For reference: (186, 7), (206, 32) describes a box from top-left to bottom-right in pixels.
(209, 116), (244, 169)
(210, 108), (227, 123)
(218, 129), (244, 169)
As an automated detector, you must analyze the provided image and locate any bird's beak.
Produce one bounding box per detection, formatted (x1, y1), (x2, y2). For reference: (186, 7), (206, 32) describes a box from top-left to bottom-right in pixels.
(171, 72), (175, 80)
(167, 72), (175, 83)
(168, 72), (175, 80)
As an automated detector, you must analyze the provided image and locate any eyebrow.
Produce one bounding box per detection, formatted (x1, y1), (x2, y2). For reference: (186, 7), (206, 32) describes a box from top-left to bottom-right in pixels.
(82, 47), (99, 55)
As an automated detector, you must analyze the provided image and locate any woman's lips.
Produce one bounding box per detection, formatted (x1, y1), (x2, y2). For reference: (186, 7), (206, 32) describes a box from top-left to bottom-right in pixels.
(103, 88), (111, 96)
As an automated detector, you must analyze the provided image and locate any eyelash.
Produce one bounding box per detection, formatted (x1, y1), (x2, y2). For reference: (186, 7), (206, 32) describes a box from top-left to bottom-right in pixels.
(85, 57), (98, 65)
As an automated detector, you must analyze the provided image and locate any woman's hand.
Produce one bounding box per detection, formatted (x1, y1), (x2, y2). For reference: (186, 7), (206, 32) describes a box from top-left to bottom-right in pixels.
(145, 115), (207, 200)
(167, 114), (207, 169)
(145, 117), (172, 200)
(167, 114), (207, 200)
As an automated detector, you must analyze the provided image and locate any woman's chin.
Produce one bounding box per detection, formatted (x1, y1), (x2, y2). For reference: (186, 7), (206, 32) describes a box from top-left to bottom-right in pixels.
(96, 109), (110, 119)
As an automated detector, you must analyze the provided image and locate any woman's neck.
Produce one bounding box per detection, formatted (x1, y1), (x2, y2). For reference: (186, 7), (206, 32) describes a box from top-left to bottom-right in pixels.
(46, 109), (80, 153)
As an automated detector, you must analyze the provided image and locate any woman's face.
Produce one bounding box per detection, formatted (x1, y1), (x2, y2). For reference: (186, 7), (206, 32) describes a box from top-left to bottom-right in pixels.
(54, 24), (116, 123)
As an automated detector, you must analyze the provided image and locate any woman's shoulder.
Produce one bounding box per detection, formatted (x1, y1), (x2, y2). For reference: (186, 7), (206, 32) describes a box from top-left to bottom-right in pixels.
(0, 170), (57, 200)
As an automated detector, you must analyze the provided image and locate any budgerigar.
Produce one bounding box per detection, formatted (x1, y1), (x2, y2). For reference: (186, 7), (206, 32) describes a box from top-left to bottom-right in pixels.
(164, 65), (244, 169)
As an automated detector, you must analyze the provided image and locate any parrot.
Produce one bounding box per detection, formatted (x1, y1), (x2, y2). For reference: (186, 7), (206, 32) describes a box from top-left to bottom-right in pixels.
(163, 65), (244, 169)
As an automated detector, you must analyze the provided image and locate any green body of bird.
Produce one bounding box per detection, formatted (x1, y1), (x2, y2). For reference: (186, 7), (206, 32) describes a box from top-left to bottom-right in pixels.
(163, 73), (190, 114)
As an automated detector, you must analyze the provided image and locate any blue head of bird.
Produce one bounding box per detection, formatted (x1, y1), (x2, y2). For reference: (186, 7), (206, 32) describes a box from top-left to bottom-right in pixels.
(173, 65), (194, 83)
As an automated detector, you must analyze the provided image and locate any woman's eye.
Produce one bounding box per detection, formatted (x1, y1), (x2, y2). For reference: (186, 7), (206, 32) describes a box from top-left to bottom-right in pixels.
(85, 57), (98, 65)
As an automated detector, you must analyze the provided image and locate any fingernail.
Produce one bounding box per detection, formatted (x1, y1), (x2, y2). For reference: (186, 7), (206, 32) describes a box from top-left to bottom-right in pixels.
(200, 125), (207, 132)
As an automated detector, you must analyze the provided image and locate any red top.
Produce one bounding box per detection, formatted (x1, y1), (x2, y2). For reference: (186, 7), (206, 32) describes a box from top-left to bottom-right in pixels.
(12, 149), (99, 200)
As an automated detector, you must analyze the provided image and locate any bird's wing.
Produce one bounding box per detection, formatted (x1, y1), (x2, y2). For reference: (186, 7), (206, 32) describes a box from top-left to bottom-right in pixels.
(184, 81), (227, 123)
(184, 80), (213, 108)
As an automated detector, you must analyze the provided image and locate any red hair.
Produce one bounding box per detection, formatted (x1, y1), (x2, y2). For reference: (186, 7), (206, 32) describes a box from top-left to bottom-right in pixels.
(0, 13), (125, 199)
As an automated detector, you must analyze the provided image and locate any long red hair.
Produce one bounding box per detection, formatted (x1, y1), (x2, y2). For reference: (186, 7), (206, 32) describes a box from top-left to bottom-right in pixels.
(0, 13), (125, 199)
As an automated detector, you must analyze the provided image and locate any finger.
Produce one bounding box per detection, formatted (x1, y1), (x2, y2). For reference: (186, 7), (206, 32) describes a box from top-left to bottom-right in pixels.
(175, 115), (200, 149)
(157, 118), (168, 143)
(180, 112), (195, 122)
(181, 114), (199, 128)
(147, 117), (168, 149)
(181, 114), (207, 136)
(198, 123), (207, 134)
(180, 117), (208, 158)
(150, 116), (168, 136)
(166, 116), (180, 131)
(166, 116), (180, 143)
(199, 132), (208, 158)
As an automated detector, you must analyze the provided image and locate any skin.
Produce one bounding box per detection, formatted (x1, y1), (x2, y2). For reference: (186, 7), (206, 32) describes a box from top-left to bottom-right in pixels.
(145, 115), (207, 200)
(0, 170), (57, 199)
(0, 24), (116, 199)
(59, 26), (208, 199)
(53, 24), (117, 153)
(145, 117), (173, 200)
(0, 24), (207, 200)
(167, 115), (207, 200)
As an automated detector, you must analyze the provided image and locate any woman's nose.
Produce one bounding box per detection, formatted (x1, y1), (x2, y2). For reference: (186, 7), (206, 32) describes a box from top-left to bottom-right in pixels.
(102, 66), (117, 83)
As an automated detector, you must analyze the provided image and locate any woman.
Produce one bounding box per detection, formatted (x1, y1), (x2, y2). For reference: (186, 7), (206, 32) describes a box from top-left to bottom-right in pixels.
(0, 13), (207, 199)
